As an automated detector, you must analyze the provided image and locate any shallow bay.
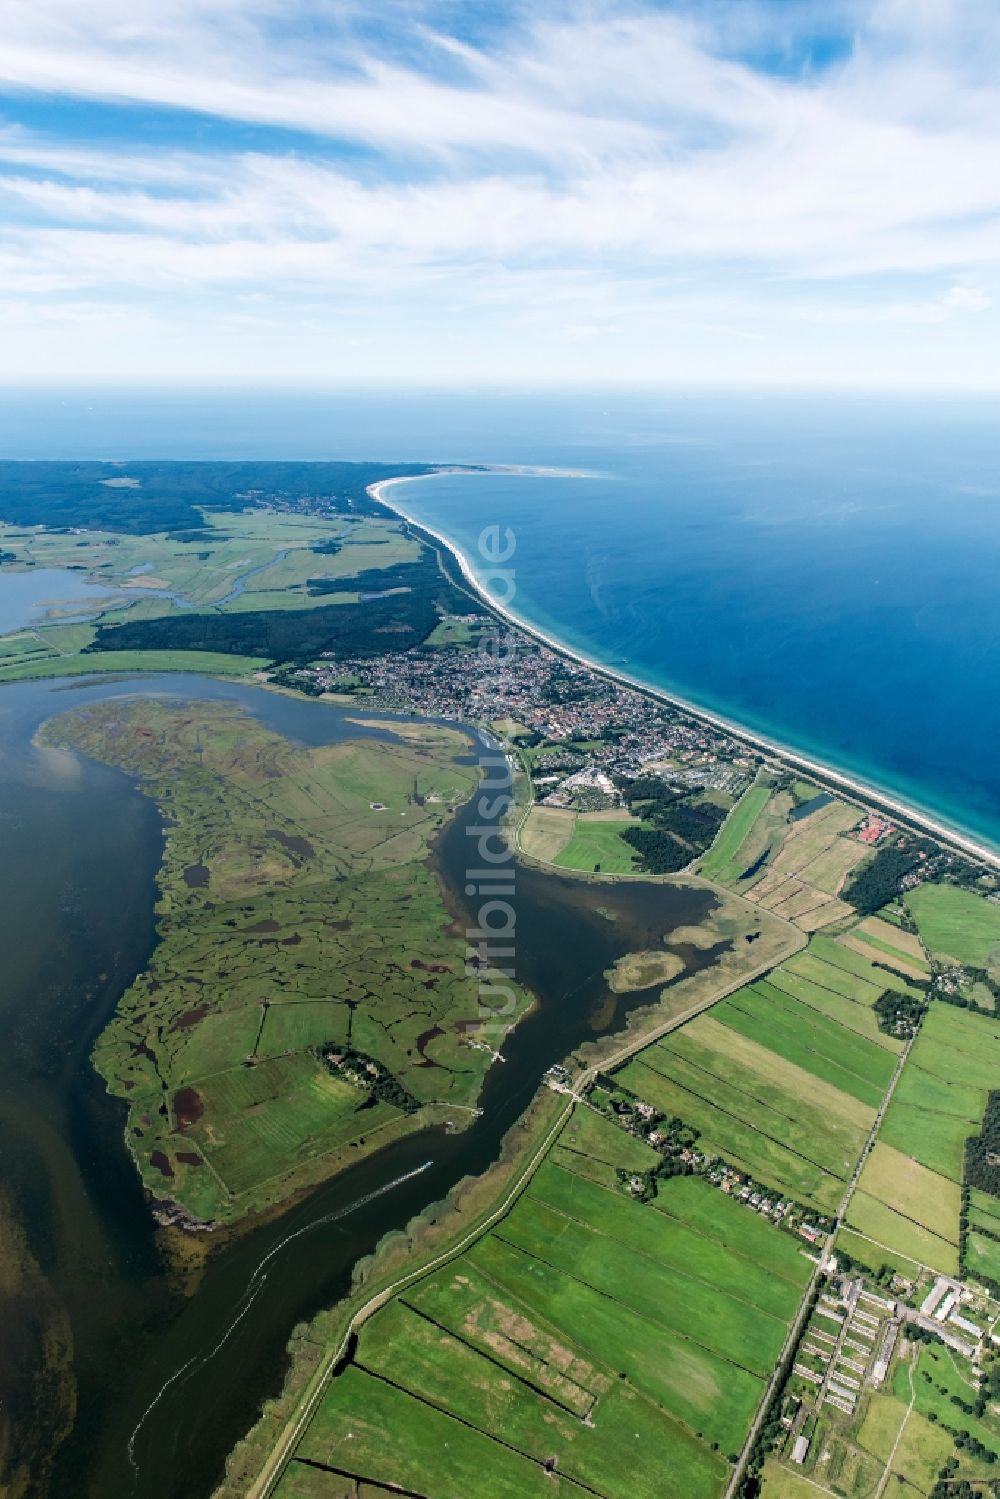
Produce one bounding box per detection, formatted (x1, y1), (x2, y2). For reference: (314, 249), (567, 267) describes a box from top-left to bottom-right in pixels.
(0, 673), (724, 1498)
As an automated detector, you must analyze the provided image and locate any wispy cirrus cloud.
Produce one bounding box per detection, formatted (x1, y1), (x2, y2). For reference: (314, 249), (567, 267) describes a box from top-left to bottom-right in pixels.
(0, 0), (999, 383)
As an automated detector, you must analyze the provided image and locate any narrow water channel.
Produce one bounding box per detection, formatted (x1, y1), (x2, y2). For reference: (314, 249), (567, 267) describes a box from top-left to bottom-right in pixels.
(0, 674), (724, 1498)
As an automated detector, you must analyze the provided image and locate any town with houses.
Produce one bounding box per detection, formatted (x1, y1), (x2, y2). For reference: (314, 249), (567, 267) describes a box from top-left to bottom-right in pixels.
(276, 617), (931, 848)
(281, 621), (793, 807)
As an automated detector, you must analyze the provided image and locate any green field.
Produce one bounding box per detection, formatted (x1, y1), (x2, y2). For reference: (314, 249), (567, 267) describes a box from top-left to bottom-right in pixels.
(525, 1161), (804, 1320)
(765, 965), (899, 1047)
(618, 997), (877, 1212)
(697, 782), (771, 882)
(661, 1016), (872, 1162)
(712, 980), (895, 1105)
(878, 1038), (984, 1191)
(807, 933), (926, 998)
(46, 697), (530, 1223)
(0, 648), (269, 682)
(498, 1186), (791, 1365)
(255, 1001), (352, 1058)
(846, 1188), (959, 1274)
(650, 1173), (811, 1275)
(609, 925), (922, 1225)
(185, 1056), (401, 1197)
(906, 882), (1000, 967)
(878, 1098), (974, 1181)
(856, 1141), (960, 1242)
(842, 1001), (1000, 1276)
(783, 940), (922, 1008)
(618, 1053), (844, 1211)
(970, 1187), (1000, 1224)
(556, 1101), (661, 1174)
(834, 1226), (924, 1278)
(285, 1104), (814, 1495)
(298, 1365), (572, 1499)
(553, 817), (642, 873)
(851, 926), (930, 974)
(966, 1229), (1000, 1284)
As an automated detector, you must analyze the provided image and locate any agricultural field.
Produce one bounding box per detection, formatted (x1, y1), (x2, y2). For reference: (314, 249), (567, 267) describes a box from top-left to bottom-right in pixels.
(779, 930), (925, 1014)
(601, 926), (909, 1222)
(518, 804), (576, 862)
(280, 1103), (814, 1498)
(840, 915), (931, 983)
(614, 934), (899, 1215)
(906, 883), (1000, 969)
(697, 782), (773, 883)
(518, 804), (645, 873)
(966, 1229), (1000, 1285)
(42, 696), (530, 1223)
(554, 815), (644, 874)
(697, 779), (870, 932)
(847, 1003), (1000, 1276)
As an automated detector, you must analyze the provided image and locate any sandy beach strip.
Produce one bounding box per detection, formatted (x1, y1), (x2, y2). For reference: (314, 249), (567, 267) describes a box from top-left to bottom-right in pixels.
(368, 474), (1000, 873)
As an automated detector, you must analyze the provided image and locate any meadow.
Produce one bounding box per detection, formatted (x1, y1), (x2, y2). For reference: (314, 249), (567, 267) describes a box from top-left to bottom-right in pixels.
(553, 816), (643, 873)
(844, 1002), (1000, 1274)
(905, 882), (1000, 968)
(697, 782), (772, 883)
(613, 925), (903, 1216)
(966, 1229), (1000, 1284)
(697, 779), (867, 933)
(45, 696), (524, 1223)
(282, 1101), (814, 1498)
(0, 500), (470, 680)
(518, 804), (647, 874)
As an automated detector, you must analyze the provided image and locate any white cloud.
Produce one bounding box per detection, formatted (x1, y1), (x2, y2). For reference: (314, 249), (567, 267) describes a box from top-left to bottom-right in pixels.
(0, 0), (999, 381)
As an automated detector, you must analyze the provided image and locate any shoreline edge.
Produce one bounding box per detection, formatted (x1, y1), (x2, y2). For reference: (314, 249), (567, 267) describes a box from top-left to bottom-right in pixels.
(368, 472), (1000, 874)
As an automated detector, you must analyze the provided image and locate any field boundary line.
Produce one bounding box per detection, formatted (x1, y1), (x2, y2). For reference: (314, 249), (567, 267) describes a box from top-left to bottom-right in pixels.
(247, 926), (800, 1498)
(874, 1366), (915, 1499)
(724, 1025), (916, 1499)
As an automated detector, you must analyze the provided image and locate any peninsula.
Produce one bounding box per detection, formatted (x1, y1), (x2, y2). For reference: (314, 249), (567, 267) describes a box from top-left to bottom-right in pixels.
(1, 460), (999, 1499)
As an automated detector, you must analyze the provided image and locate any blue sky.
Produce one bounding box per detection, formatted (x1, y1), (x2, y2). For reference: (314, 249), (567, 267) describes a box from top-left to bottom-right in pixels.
(0, 0), (998, 386)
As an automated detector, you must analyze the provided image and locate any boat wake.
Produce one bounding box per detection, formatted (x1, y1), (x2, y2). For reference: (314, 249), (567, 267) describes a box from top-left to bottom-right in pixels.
(126, 1159), (433, 1483)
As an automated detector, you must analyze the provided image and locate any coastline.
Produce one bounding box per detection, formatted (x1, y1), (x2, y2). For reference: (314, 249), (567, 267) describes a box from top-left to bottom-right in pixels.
(368, 473), (1000, 874)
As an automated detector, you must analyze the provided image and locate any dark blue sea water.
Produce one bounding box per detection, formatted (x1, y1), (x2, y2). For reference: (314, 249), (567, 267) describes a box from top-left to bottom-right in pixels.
(2, 386), (999, 850)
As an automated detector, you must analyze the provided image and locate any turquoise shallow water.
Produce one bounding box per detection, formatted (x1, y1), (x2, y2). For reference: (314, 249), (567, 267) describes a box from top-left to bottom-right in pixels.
(2, 385), (999, 850)
(397, 455), (1000, 852)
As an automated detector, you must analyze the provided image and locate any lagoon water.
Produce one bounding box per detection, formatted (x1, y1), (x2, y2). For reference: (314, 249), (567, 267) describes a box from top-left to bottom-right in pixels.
(0, 672), (719, 1498)
(0, 566), (115, 631)
(2, 386), (998, 849)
